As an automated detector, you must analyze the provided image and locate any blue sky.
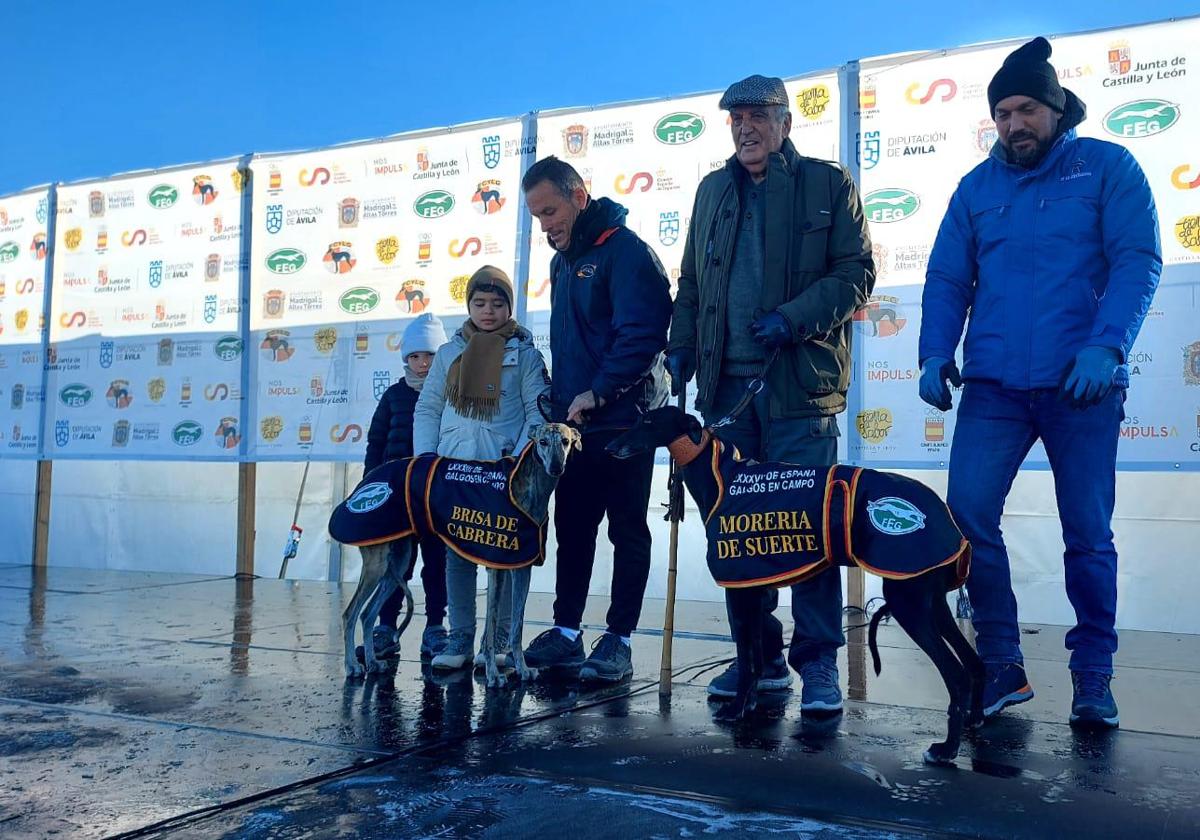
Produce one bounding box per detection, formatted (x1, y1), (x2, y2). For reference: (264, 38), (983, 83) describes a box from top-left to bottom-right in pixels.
(2, 0), (1198, 195)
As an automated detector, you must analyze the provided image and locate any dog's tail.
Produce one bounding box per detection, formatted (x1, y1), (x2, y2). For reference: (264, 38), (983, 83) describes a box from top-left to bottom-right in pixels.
(868, 602), (891, 676)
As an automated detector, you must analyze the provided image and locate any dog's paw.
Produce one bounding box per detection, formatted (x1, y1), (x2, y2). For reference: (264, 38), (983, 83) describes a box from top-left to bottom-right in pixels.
(486, 671), (508, 689)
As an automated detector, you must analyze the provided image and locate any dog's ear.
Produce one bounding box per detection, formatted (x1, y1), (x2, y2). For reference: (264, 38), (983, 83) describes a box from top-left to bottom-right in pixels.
(537, 393), (554, 423)
(570, 428), (583, 451)
(528, 425), (540, 441)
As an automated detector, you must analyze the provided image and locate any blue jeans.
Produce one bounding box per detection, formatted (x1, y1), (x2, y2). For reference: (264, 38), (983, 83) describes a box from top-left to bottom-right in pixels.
(703, 375), (844, 665)
(948, 381), (1124, 675)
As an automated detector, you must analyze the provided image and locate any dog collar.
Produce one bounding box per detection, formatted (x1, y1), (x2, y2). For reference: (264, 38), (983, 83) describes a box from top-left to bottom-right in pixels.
(667, 429), (710, 467)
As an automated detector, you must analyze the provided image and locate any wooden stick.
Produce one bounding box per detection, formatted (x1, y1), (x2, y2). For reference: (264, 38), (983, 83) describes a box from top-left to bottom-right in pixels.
(659, 387), (686, 696)
(659, 512), (680, 696)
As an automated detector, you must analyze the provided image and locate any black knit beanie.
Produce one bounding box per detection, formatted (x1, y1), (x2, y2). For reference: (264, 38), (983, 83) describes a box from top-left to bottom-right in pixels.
(987, 37), (1066, 115)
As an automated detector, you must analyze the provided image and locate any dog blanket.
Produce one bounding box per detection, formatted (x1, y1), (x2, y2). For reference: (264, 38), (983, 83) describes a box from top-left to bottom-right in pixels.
(703, 442), (968, 589)
(329, 446), (545, 569)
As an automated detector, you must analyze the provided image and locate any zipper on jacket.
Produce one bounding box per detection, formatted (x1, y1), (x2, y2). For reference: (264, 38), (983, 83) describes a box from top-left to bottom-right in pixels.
(705, 182), (737, 385)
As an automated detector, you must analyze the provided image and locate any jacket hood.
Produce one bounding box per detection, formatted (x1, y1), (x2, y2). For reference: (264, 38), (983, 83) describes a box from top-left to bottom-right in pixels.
(563, 196), (628, 261)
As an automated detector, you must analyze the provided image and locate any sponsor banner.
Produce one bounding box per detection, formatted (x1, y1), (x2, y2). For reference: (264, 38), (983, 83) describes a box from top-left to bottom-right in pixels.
(528, 74), (841, 313)
(247, 121), (525, 458)
(847, 275), (1200, 466)
(854, 19), (1200, 468)
(247, 321), (412, 460)
(861, 18), (1200, 288)
(249, 120), (525, 331)
(0, 189), (51, 457)
(39, 332), (246, 459)
(42, 164), (245, 459)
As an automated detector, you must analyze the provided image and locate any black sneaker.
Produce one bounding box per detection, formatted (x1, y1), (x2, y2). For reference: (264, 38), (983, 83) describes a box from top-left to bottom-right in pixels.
(355, 625), (400, 664)
(523, 628), (585, 670)
(1070, 671), (1119, 729)
(579, 633), (633, 683)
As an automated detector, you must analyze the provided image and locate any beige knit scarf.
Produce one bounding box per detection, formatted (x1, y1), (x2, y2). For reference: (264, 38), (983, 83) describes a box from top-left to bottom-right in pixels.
(444, 318), (519, 420)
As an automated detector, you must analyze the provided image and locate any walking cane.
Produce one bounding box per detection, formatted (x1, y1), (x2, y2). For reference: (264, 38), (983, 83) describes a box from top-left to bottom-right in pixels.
(660, 386), (687, 696)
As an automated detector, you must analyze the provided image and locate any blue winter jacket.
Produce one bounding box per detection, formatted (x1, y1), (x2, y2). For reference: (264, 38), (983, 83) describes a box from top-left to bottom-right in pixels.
(919, 95), (1161, 390)
(549, 197), (672, 431)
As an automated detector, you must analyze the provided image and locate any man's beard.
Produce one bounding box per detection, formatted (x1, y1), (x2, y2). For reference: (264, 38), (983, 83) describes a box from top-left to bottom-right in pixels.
(1005, 131), (1053, 169)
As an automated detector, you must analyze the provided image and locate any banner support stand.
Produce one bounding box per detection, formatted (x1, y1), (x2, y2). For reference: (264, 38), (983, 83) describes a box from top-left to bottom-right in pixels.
(32, 185), (59, 567)
(838, 61), (867, 613)
(513, 111), (538, 324)
(235, 155), (256, 580)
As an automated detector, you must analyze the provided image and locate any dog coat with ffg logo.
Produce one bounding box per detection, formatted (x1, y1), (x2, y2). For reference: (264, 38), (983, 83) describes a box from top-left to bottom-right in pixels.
(329, 446), (545, 569)
(703, 442), (968, 589)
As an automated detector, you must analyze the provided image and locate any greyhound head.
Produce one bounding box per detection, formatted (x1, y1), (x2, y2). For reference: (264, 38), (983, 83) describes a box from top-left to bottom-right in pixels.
(606, 406), (702, 459)
(529, 422), (582, 477)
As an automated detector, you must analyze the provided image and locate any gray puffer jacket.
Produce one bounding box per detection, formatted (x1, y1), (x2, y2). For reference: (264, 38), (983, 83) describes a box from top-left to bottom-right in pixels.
(413, 325), (550, 460)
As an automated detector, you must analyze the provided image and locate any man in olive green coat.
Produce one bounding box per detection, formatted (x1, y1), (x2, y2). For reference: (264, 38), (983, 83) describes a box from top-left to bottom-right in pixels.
(667, 74), (874, 712)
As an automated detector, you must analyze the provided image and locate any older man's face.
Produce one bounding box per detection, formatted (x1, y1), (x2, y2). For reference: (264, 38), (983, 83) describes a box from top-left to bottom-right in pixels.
(730, 105), (791, 177)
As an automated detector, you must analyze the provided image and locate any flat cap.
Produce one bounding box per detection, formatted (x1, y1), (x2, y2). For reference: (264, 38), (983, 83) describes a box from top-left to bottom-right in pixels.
(719, 74), (789, 110)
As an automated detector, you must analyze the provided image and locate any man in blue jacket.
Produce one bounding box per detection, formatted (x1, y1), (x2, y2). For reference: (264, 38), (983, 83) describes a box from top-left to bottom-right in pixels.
(919, 37), (1161, 729)
(520, 156), (673, 682)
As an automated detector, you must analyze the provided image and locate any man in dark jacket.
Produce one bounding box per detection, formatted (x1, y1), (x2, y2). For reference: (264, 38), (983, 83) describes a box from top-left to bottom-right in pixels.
(919, 38), (1161, 729)
(521, 155), (673, 682)
(360, 312), (450, 661)
(668, 76), (874, 712)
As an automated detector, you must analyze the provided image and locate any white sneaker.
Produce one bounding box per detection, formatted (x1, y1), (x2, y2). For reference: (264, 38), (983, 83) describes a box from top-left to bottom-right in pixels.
(430, 632), (474, 671)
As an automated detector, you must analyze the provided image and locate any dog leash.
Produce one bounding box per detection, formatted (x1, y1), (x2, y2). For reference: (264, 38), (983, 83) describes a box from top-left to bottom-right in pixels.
(708, 348), (779, 431)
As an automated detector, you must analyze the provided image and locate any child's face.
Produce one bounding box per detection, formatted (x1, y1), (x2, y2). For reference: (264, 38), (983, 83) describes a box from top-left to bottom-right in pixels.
(406, 351), (435, 376)
(468, 291), (510, 332)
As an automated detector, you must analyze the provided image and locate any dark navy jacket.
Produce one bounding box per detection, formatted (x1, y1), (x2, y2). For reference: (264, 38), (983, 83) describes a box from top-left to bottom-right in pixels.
(364, 381), (419, 472)
(920, 93), (1162, 389)
(549, 197), (672, 432)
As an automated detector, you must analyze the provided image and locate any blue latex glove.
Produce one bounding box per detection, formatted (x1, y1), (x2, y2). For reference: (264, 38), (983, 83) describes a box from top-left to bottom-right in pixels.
(749, 311), (795, 349)
(1060, 346), (1120, 408)
(918, 356), (962, 412)
(665, 348), (696, 396)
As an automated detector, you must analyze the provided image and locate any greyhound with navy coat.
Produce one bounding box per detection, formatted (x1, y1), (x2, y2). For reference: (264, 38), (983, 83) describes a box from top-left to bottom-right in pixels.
(608, 406), (984, 764)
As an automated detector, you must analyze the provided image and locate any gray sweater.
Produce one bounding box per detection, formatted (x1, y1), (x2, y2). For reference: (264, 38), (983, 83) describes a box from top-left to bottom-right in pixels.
(722, 179), (767, 376)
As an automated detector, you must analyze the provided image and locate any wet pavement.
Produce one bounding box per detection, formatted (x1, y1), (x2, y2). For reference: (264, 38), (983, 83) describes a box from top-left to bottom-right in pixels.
(1, 565), (1198, 838)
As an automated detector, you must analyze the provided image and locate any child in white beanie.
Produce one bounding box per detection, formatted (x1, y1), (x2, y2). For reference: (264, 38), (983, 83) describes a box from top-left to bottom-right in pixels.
(359, 312), (449, 662)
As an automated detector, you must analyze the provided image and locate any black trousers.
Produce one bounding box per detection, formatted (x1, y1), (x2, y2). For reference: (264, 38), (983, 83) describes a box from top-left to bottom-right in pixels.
(380, 534), (447, 628)
(552, 429), (656, 638)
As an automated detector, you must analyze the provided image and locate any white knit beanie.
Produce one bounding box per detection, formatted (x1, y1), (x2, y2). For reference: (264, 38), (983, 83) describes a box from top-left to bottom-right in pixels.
(401, 313), (447, 360)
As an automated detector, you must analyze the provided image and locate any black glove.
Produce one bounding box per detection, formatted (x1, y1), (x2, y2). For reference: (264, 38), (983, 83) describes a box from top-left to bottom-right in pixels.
(665, 348), (696, 396)
(749, 311), (795, 349)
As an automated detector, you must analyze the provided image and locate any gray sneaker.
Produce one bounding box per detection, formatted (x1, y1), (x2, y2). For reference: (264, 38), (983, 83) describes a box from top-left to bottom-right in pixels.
(431, 631), (474, 671)
(799, 658), (843, 713)
(420, 625), (448, 659)
(579, 633), (633, 683)
(706, 657), (793, 698)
